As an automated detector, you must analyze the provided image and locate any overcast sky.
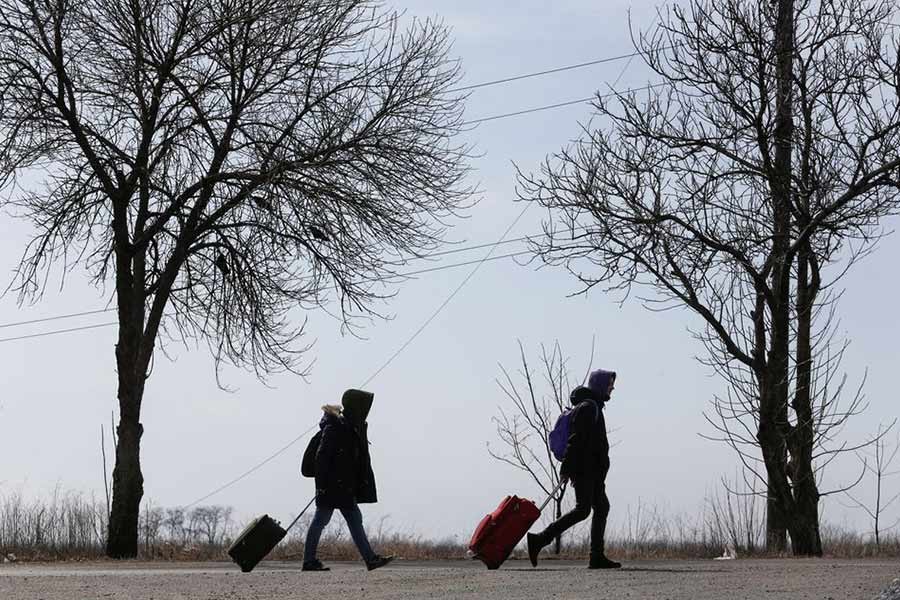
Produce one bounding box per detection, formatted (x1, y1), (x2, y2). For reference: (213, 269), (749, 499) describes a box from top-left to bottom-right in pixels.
(1, 0), (898, 544)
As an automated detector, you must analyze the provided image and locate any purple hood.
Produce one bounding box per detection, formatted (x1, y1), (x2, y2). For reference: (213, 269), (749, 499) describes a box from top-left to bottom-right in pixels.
(587, 369), (617, 402)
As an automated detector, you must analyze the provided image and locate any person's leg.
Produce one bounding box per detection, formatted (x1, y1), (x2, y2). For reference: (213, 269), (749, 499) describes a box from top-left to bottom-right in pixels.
(589, 481), (610, 555)
(540, 477), (594, 540)
(338, 504), (376, 564)
(303, 505), (335, 566)
(588, 481), (619, 569)
(528, 477), (594, 566)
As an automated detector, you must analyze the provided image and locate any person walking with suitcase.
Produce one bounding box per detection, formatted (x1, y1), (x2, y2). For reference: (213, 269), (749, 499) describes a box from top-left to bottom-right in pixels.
(302, 389), (393, 572)
(527, 369), (621, 569)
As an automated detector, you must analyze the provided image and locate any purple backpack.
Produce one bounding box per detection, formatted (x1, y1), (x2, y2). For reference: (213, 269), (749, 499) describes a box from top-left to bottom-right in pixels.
(549, 402), (598, 461)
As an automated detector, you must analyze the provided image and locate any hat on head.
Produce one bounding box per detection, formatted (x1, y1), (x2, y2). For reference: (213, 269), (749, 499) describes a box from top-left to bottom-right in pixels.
(341, 389), (374, 426)
(587, 369), (617, 400)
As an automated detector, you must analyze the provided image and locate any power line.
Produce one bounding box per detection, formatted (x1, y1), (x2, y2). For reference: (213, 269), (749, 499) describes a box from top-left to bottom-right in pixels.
(35, 44), (656, 506)
(0, 245), (517, 332)
(0, 231), (568, 332)
(375, 249), (532, 281)
(457, 14), (900, 124)
(360, 203), (532, 389)
(452, 20), (900, 93)
(2, 10), (878, 329)
(0, 90), (674, 341)
(0, 246), (556, 345)
(183, 422), (320, 510)
(460, 7), (662, 128)
(172, 47), (634, 498)
(451, 49), (649, 92)
(418, 234), (529, 258)
(463, 97), (595, 126)
(180, 205), (535, 506)
(183, 45), (630, 502)
(461, 82), (668, 126)
(0, 49), (660, 505)
(0, 84), (665, 333)
(610, 27), (648, 90)
(0, 307), (114, 329)
(0, 239), (534, 331)
(453, 19), (900, 95)
(0, 322), (117, 344)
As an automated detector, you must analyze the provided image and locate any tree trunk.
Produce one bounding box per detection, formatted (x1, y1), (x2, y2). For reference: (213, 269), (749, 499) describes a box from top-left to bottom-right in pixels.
(766, 488), (789, 552)
(788, 246), (823, 556)
(106, 395), (145, 557)
(762, 0), (796, 553)
(106, 310), (148, 558)
(105, 194), (179, 557)
(787, 489), (822, 555)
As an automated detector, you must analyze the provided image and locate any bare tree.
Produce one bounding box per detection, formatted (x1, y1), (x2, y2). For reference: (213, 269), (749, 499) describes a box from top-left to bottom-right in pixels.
(139, 500), (164, 556)
(162, 507), (187, 546)
(0, 0), (471, 557)
(517, 0), (900, 555)
(703, 317), (879, 546)
(706, 472), (765, 556)
(189, 505), (233, 546)
(490, 340), (594, 554)
(843, 424), (900, 549)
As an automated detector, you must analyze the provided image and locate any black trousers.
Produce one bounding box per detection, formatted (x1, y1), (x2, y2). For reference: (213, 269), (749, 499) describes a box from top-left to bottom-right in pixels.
(539, 475), (610, 556)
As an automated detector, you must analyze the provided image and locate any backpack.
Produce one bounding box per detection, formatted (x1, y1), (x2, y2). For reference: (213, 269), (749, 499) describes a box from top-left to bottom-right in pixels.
(548, 401), (599, 462)
(300, 430), (322, 478)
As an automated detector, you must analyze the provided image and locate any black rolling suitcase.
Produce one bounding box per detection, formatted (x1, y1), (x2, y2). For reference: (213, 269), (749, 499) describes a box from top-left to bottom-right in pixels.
(228, 497), (315, 572)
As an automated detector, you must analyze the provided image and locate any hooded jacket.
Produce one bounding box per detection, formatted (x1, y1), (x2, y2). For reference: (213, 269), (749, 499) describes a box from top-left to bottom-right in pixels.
(314, 389), (378, 508)
(560, 370), (615, 482)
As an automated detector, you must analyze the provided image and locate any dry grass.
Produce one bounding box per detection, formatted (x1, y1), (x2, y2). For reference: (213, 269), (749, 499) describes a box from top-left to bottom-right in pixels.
(0, 488), (107, 561)
(818, 523), (900, 558)
(2, 489), (899, 562)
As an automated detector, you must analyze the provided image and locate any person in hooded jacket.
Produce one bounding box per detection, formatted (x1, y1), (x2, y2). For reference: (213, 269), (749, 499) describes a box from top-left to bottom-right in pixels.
(527, 369), (621, 569)
(302, 389), (393, 572)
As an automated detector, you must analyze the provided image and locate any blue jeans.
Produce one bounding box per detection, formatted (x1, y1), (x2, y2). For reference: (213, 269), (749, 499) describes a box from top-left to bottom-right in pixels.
(303, 503), (375, 563)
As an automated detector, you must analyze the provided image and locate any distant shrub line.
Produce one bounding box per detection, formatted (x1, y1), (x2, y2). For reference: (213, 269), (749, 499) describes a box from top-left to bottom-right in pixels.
(1, 490), (897, 562)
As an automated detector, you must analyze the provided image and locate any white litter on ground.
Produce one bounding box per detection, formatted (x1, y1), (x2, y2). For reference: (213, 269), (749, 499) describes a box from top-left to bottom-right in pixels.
(713, 545), (737, 560)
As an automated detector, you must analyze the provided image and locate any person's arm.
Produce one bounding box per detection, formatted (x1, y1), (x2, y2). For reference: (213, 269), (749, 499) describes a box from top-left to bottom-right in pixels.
(597, 410), (609, 454)
(315, 423), (338, 492)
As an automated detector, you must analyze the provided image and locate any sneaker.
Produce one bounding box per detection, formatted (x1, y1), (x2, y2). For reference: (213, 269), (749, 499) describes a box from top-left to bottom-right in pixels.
(588, 555), (621, 569)
(527, 533), (544, 568)
(366, 555), (394, 571)
(302, 559), (330, 572)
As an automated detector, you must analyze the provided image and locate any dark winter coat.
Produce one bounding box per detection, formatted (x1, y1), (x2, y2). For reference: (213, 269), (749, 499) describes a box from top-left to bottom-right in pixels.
(560, 388), (611, 483)
(314, 406), (378, 508)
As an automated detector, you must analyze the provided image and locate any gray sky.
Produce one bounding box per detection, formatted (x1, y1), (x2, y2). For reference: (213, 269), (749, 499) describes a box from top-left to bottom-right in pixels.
(1, 0), (898, 543)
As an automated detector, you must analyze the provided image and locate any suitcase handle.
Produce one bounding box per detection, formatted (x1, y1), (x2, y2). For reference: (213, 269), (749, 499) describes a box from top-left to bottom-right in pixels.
(285, 495), (317, 533)
(539, 480), (566, 512)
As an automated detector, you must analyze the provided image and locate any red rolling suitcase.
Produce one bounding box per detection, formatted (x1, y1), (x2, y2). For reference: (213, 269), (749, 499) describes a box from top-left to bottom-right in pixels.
(468, 484), (562, 570)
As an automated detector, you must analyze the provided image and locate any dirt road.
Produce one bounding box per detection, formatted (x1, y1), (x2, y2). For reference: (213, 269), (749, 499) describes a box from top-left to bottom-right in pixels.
(1, 558), (897, 599)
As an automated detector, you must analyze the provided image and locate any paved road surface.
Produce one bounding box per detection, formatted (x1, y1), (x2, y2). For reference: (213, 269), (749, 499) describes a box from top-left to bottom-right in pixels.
(1, 558), (898, 599)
